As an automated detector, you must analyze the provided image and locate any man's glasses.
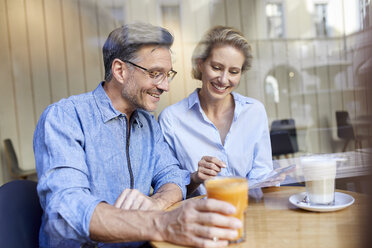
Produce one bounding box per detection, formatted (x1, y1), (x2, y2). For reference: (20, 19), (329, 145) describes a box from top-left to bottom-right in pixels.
(122, 60), (177, 85)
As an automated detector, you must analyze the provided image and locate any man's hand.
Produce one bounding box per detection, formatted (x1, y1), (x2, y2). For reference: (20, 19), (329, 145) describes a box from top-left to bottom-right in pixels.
(193, 156), (226, 184)
(114, 189), (162, 210)
(155, 198), (241, 248)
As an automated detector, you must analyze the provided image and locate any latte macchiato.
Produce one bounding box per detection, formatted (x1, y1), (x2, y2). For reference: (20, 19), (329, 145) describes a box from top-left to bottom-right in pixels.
(301, 157), (337, 205)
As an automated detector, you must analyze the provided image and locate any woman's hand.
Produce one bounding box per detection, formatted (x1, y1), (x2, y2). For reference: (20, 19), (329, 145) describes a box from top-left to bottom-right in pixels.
(192, 156), (226, 184)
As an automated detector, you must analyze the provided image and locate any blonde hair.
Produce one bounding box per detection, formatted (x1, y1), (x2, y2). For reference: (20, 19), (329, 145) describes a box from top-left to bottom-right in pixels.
(191, 26), (253, 80)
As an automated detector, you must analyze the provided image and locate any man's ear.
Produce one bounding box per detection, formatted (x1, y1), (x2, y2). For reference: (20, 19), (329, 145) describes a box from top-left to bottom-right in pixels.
(111, 59), (127, 83)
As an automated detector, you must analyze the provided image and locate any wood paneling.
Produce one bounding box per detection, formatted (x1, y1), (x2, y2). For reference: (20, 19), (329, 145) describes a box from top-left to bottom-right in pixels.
(44, 0), (69, 101)
(61, 0), (86, 95)
(79, 0), (103, 91)
(7, 0), (36, 170)
(0, 0), (17, 182)
(225, 0), (241, 30)
(25, 0), (52, 119)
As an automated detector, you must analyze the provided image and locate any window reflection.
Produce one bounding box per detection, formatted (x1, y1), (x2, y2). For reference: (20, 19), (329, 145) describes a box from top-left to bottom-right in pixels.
(266, 2), (285, 38)
(265, 75), (280, 104)
(360, 0), (370, 29)
(314, 3), (329, 37)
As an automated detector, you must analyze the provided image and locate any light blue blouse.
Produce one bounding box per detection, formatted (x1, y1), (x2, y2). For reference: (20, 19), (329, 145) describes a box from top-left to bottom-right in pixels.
(159, 89), (273, 196)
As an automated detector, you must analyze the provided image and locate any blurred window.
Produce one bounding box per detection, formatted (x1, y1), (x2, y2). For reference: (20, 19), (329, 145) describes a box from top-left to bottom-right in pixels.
(314, 3), (329, 37)
(266, 2), (285, 38)
(360, 0), (370, 30)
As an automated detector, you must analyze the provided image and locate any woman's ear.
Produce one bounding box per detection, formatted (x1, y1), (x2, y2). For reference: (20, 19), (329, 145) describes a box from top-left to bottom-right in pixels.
(111, 59), (127, 83)
(197, 59), (203, 71)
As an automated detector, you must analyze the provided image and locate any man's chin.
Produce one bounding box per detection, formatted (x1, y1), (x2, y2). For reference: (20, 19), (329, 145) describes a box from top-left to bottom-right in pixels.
(141, 103), (158, 112)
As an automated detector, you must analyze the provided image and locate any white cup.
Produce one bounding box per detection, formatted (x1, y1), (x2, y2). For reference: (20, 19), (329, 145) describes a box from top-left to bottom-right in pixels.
(301, 156), (337, 205)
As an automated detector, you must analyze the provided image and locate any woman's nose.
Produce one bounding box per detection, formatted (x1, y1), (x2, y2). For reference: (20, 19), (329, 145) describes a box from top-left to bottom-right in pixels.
(218, 71), (229, 84)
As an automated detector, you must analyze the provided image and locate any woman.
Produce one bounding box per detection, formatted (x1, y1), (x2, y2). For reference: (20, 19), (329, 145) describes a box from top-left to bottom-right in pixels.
(159, 26), (273, 196)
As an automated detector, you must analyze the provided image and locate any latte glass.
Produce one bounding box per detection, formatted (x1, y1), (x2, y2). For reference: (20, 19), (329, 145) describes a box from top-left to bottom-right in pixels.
(301, 156), (337, 205)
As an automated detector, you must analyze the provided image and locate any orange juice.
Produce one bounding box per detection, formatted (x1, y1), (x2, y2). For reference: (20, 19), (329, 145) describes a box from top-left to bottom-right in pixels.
(205, 177), (248, 243)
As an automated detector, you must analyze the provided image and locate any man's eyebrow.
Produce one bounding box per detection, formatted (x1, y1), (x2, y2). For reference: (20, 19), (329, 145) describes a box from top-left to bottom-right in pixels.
(148, 65), (173, 72)
(150, 45), (170, 53)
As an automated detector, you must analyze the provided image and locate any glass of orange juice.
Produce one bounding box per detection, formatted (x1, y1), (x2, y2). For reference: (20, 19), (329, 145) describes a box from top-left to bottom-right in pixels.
(205, 177), (248, 243)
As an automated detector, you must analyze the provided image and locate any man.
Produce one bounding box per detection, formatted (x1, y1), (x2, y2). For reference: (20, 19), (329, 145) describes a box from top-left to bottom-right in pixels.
(33, 23), (241, 248)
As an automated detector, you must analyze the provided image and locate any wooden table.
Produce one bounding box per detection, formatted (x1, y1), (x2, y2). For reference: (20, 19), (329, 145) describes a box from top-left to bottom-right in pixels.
(151, 186), (368, 248)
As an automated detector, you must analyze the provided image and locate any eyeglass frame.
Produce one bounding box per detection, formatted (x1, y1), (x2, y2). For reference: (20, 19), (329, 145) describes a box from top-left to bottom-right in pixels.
(121, 59), (177, 85)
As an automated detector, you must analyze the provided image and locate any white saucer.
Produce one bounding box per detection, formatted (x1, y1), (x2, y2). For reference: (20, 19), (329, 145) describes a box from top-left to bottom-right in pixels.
(289, 192), (355, 212)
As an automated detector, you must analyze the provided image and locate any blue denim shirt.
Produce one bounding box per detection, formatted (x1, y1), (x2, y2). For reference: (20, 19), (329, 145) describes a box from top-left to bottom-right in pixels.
(33, 82), (190, 247)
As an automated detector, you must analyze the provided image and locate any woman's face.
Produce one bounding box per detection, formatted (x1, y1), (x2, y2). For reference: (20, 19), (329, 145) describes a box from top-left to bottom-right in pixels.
(199, 45), (245, 101)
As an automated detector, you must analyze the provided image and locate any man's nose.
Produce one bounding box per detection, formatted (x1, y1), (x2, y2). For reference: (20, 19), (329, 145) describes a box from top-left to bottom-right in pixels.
(156, 77), (170, 92)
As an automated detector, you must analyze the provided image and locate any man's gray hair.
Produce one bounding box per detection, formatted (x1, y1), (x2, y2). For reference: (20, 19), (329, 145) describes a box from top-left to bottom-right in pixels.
(103, 23), (174, 82)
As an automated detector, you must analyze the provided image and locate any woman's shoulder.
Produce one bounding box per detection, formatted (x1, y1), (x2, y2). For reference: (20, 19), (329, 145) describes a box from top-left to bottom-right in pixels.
(232, 92), (265, 109)
(160, 99), (186, 121)
(160, 90), (197, 118)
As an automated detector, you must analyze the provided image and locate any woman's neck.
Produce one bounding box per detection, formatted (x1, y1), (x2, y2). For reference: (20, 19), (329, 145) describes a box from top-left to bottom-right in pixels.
(198, 90), (235, 145)
(198, 90), (234, 119)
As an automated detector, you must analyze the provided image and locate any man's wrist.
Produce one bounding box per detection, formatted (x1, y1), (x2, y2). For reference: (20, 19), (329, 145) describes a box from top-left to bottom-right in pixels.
(150, 195), (168, 209)
(149, 211), (168, 241)
(151, 183), (183, 209)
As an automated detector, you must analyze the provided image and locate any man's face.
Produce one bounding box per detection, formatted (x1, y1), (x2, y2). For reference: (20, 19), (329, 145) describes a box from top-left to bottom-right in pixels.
(121, 45), (172, 112)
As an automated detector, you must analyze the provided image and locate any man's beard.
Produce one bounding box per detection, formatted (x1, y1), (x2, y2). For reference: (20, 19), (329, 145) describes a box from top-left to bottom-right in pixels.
(121, 75), (147, 111)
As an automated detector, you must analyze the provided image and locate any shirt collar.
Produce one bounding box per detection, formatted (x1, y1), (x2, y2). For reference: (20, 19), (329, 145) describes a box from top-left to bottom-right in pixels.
(93, 82), (141, 125)
(231, 91), (254, 121)
(187, 89), (201, 109)
(187, 88), (254, 121)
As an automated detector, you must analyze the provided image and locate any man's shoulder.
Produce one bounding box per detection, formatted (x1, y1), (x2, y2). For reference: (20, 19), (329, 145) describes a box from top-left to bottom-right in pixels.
(61, 91), (95, 106)
(41, 92), (94, 118)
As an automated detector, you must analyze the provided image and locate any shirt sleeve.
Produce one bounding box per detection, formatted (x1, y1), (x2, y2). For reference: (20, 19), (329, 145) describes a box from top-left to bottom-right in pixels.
(34, 103), (102, 242)
(247, 104), (274, 184)
(152, 114), (190, 199)
(158, 109), (177, 157)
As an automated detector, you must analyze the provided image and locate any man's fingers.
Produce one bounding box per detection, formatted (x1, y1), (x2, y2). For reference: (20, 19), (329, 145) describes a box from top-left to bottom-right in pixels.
(130, 197), (144, 210)
(138, 200), (152, 210)
(194, 199), (240, 218)
(120, 193), (136, 210)
(114, 189), (130, 208)
(196, 211), (242, 231)
(114, 189), (151, 210)
(162, 199), (243, 248)
(187, 223), (237, 246)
